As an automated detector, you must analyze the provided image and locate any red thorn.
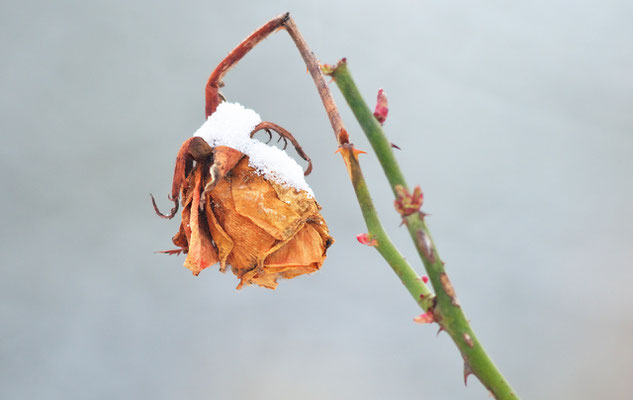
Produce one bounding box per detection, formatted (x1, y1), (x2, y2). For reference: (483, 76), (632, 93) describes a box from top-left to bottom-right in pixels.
(422, 276), (429, 283)
(352, 148), (367, 156)
(464, 362), (474, 386)
(413, 311), (434, 324)
(436, 326), (445, 336)
(390, 142), (401, 150)
(419, 293), (425, 299)
(334, 148), (342, 155)
(356, 233), (378, 247)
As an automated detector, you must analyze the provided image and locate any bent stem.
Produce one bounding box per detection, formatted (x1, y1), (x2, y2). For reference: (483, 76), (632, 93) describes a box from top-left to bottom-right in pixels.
(324, 60), (518, 399)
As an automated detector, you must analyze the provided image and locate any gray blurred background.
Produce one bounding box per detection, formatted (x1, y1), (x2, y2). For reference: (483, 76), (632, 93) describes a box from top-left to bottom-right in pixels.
(2, 0), (632, 399)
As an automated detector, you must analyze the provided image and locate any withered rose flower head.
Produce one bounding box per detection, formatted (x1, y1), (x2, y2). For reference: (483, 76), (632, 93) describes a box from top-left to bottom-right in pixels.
(152, 102), (333, 289)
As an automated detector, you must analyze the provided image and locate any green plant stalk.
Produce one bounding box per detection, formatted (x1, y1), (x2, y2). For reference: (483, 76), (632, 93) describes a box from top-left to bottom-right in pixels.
(327, 60), (518, 400)
(339, 147), (434, 311)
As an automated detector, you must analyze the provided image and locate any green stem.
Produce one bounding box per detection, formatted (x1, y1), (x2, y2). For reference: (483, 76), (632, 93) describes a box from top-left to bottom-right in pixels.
(325, 62), (407, 195)
(342, 146), (433, 311)
(326, 60), (519, 400)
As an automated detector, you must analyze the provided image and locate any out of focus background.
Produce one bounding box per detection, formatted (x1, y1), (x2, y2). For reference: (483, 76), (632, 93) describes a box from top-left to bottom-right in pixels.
(2, 1), (632, 399)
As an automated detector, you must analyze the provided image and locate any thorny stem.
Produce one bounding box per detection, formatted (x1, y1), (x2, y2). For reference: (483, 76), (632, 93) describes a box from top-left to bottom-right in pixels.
(207, 12), (517, 399)
(324, 60), (519, 399)
(281, 15), (433, 309)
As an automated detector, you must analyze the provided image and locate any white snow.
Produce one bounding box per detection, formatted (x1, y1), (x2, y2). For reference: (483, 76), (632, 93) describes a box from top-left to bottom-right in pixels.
(193, 102), (314, 197)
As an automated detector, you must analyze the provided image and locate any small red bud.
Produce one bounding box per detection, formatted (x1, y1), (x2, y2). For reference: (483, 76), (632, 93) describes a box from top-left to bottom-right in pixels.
(356, 233), (378, 246)
(413, 311), (434, 324)
(394, 185), (424, 216)
(422, 276), (429, 283)
(373, 89), (389, 125)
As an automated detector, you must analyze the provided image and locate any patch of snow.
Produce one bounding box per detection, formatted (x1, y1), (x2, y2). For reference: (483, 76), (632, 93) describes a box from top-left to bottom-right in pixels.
(193, 102), (314, 197)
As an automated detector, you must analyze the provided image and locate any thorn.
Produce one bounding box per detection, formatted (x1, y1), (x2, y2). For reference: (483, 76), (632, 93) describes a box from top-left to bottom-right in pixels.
(334, 145), (366, 157)
(464, 361), (474, 386)
(436, 326), (445, 336)
(422, 276), (429, 283)
(419, 293), (425, 299)
(390, 142), (401, 150)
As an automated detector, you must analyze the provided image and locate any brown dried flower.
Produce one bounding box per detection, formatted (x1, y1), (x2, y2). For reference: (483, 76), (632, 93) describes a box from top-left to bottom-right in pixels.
(152, 106), (333, 289)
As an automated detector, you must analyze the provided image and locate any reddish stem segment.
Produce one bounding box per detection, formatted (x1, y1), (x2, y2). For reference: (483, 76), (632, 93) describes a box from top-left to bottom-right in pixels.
(283, 18), (346, 144)
(205, 13), (290, 117)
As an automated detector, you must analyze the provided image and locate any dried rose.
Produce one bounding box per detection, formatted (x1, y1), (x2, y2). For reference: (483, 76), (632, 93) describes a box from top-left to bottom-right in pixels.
(152, 103), (333, 289)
